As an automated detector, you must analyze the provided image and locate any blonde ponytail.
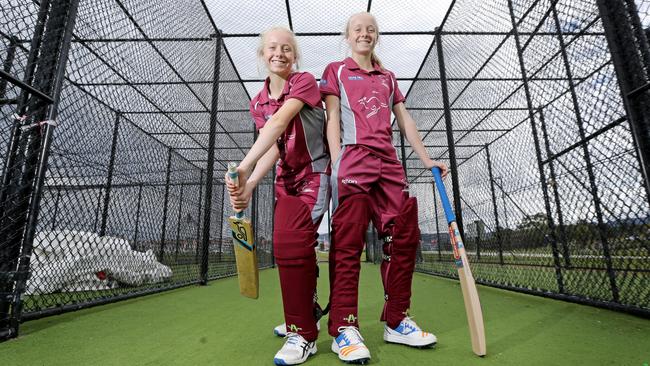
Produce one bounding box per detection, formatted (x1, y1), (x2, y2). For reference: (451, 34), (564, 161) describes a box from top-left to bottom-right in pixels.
(370, 52), (383, 69)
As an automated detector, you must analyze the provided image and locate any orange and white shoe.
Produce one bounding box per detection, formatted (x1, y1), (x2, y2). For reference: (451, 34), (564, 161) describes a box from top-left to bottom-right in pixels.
(383, 316), (437, 348)
(331, 326), (371, 364)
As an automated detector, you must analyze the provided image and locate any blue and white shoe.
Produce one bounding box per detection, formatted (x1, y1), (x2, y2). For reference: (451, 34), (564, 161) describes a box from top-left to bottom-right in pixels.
(331, 326), (371, 364)
(273, 333), (317, 365)
(383, 316), (437, 347)
(274, 321), (320, 337)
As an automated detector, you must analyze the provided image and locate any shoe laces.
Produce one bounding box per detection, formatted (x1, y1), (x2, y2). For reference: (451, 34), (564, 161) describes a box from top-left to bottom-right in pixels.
(285, 332), (303, 346)
(401, 316), (422, 332)
(337, 326), (365, 344)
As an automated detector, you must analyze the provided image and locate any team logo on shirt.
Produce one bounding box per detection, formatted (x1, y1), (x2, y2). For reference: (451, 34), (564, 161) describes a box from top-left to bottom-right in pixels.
(300, 181), (314, 193)
(341, 177), (358, 185)
(348, 76), (364, 80)
(378, 75), (390, 90)
(358, 91), (388, 118)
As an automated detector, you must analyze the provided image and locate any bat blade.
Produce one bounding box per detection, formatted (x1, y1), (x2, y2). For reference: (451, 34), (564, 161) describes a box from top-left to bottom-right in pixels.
(228, 216), (259, 299)
(449, 221), (486, 356)
(432, 167), (486, 356)
(227, 162), (259, 299)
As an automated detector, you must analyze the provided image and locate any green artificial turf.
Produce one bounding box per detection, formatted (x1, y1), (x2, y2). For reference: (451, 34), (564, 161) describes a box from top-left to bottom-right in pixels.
(1, 263), (649, 365)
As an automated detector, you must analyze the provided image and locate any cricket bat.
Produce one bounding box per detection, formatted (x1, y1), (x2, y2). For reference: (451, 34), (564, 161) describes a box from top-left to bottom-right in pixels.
(432, 167), (486, 356)
(227, 162), (259, 299)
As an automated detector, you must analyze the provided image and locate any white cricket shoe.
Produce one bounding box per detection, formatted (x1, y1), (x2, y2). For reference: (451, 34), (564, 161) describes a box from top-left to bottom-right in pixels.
(273, 333), (317, 365)
(331, 326), (371, 364)
(274, 321), (320, 337)
(383, 316), (437, 347)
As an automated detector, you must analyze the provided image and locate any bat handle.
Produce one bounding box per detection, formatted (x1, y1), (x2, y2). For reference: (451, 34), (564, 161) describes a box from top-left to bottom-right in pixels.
(228, 162), (245, 219)
(227, 162), (239, 186)
(431, 167), (456, 224)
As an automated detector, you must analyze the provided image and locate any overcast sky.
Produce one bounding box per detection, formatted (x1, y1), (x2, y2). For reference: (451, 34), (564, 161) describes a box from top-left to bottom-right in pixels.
(204, 0), (453, 100)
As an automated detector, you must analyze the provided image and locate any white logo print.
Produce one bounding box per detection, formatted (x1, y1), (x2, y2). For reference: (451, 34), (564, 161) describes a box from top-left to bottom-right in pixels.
(300, 181), (314, 193)
(358, 91), (388, 118)
(342, 177), (358, 185)
(378, 75), (390, 90)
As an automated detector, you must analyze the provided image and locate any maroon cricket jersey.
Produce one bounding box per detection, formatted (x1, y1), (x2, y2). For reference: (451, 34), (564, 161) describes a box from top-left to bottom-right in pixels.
(319, 57), (406, 162)
(250, 72), (330, 178)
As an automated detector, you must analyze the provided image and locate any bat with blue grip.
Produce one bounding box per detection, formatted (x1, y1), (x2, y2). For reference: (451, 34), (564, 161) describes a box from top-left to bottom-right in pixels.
(227, 162), (258, 299)
(431, 167), (486, 356)
(431, 167), (463, 267)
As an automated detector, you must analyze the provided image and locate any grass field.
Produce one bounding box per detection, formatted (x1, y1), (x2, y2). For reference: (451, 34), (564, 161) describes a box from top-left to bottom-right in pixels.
(420, 250), (650, 309)
(2, 263), (649, 365)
